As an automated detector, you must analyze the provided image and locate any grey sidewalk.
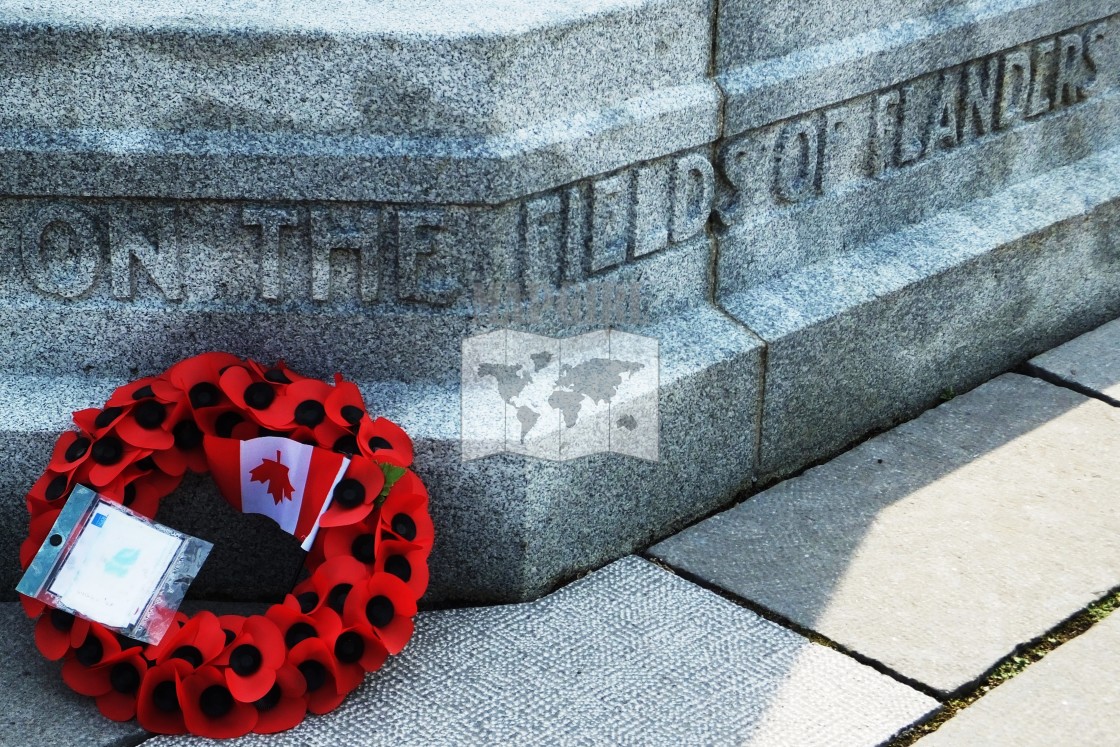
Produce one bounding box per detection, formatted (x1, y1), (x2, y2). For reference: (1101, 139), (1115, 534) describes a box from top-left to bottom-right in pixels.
(4, 317), (1120, 746)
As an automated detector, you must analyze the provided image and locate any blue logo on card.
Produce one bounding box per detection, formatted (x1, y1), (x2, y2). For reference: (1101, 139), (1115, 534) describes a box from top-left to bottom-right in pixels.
(92, 513), (107, 528)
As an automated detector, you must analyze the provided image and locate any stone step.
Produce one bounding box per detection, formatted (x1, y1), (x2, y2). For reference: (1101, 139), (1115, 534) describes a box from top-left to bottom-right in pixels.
(1028, 316), (1120, 405)
(917, 608), (1120, 745)
(136, 558), (935, 747)
(0, 306), (763, 605)
(721, 145), (1120, 481)
(650, 372), (1120, 695)
(0, 0), (718, 204)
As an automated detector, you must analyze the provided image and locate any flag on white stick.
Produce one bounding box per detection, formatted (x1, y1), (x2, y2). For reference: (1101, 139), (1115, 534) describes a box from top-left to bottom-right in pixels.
(203, 436), (349, 550)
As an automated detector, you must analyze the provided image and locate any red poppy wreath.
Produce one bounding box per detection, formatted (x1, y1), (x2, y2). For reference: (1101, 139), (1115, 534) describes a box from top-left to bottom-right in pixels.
(17, 352), (434, 738)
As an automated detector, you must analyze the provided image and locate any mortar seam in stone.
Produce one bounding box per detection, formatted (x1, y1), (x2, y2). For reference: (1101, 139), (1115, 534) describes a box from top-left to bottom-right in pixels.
(643, 554), (946, 701)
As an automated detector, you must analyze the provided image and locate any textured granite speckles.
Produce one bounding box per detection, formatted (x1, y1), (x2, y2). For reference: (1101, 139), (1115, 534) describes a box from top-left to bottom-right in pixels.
(651, 374), (1120, 695)
(918, 610), (1120, 746)
(721, 147), (1120, 480)
(0, 302), (762, 604)
(1029, 316), (1120, 405)
(0, 0), (718, 203)
(0, 603), (148, 747)
(146, 557), (937, 747)
(717, 0), (1120, 136)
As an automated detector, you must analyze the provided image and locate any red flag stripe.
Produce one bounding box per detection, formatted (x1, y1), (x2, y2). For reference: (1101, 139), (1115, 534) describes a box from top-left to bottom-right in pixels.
(203, 435), (244, 513)
(295, 448), (347, 540)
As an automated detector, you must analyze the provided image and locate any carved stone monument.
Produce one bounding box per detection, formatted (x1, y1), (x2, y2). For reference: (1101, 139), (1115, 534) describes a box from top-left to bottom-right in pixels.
(2, 0), (1118, 603)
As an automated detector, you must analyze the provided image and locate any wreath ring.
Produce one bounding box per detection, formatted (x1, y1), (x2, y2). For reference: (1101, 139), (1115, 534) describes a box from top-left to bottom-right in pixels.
(17, 352), (433, 738)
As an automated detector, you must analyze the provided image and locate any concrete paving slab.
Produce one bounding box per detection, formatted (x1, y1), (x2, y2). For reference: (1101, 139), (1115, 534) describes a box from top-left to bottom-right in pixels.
(918, 610), (1120, 746)
(0, 603), (148, 747)
(650, 374), (1120, 695)
(1029, 316), (1120, 406)
(148, 557), (935, 747)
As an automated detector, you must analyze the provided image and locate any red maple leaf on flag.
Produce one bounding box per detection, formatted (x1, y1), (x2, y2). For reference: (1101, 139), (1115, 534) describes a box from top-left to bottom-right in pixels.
(249, 450), (296, 504)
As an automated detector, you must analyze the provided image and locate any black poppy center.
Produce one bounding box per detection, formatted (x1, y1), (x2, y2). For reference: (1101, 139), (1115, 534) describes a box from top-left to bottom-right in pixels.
(284, 622), (317, 649)
(326, 584), (352, 614)
(152, 680), (180, 712)
(76, 635), (104, 666)
(368, 436), (392, 451)
(91, 436), (124, 465)
(391, 513), (417, 541)
(295, 400), (326, 427)
(136, 456), (157, 471)
(340, 405), (364, 425)
(333, 435), (358, 456)
(200, 685), (235, 718)
(244, 382), (275, 410)
(50, 609), (74, 631)
(133, 399), (166, 429)
(365, 596), (394, 628)
(123, 484), (137, 506)
(173, 421), (203, 450)
(264, 368), (291, 384)
(223, 629), (237, 646)
(110, 662), (141, 694)
(95, 406), (124, 429)
(230, 644), (263, 676)
(351, 534), (376, 564)
(298, 660), (328, 693)
(296, 592), (319, 614)
(188, 382), (222, 409)
(65, 437), (91, 463)
(171, 645), (204, 668)
(385, 555), (412, 582)
(333, 479), (365, 509)
(254, 684), (282, 712)
(45, 475), (68, 501)
(132, 384), (155, 401)
(215, 411), (244, 438)
(334, 632), (365, 664)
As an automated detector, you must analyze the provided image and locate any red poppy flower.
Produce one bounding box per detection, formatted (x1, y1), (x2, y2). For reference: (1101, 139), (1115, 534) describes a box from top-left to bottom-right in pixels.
(137, 659), (192, 734)
(106, 376), (172, 408)
(99, 467), (183, 520)
(286, 638), (351, 715)
(377, 474), (434, 553)
(219, 366), (293, 429)
(325, 376), (367, 431)
(157, 352), (243, 407)
(357, 417), (413, 467)
(25, 468), (77, 518)
(193, 402), (259, 441)
(180, 665), (258, 738)
(251, 663), (307, 734)
(212, 615), (286, 702)
(20, 509), (61, 570)
(319, 518), (382, 569)
(318, 459), (385, 528)
(61, 625), (127, 695)
(342, 572), (417, 655)
(34, 608), (90, 660)
(264, 602), (341, 653)
(323, 620), (388, 682)
(375, 539), (430, 598)
(72, 405), (128, 438)
(148, 611), (227, 669)
(46, 431), (94, 473)
(83, 432), (151, 488)
(150, 400), (209, 476)
(287, 557), (368, 618)
(88, 650), (149, 721)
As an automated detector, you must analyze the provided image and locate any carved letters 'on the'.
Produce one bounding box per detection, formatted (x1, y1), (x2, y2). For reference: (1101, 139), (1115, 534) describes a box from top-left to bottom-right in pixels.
(719, 20), (1110, 221)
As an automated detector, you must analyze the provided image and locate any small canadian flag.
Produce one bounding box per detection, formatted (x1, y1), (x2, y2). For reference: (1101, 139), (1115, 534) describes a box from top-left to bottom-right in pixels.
(203, 436), (350, 550)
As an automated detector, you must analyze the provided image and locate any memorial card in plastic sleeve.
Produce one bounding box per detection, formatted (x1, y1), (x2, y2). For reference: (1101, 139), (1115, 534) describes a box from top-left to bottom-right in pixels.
(17, 485), (212, 643)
